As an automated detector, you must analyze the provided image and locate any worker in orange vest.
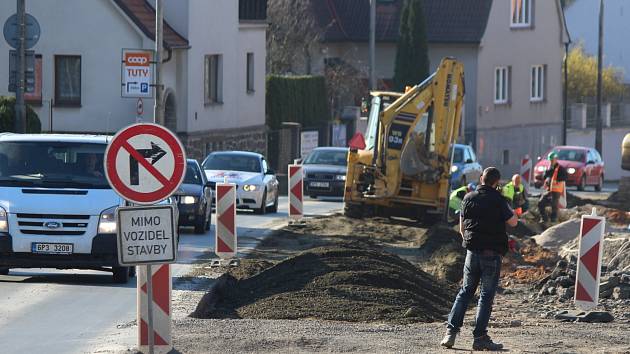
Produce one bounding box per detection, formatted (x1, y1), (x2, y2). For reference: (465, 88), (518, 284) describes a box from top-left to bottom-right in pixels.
(537, 152), (567, 223)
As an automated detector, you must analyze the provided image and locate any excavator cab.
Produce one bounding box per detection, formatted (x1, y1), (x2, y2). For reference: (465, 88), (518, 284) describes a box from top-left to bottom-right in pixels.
(344, 58), (464, 221)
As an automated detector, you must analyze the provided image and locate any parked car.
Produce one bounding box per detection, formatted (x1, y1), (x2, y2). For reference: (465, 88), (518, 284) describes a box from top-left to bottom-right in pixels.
(202, 151), (279, 214)
(449, 144), (483, 188)
(302, 147), (349, 198)
(0, 134), (139, 283)
(534, 146), (605, 191)
(173, 159), (212, 234)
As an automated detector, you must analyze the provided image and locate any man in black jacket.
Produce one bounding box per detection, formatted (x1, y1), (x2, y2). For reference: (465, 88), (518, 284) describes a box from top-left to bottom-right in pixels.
(440, 167), (518, 351)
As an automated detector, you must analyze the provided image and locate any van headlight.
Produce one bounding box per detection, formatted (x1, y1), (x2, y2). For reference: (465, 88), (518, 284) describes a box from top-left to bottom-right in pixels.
(567, 168), (576, 174)
(181, 196), (197, 204)
(451, 165), (459, 173)
(98, 206), (117, 234)
(0, 207), (8, 233)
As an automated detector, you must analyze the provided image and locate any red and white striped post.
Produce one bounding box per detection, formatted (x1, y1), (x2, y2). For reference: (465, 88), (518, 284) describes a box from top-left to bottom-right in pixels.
(138, 265), (172, 353)
(215, 183), (237, 259)
(574, 209), (606, 310)
(288, 165), (303, 220)
(520, 155), (532, 192)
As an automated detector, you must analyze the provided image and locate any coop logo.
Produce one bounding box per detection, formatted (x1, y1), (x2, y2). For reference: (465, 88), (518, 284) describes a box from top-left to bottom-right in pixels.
(125, 52), (151, 66)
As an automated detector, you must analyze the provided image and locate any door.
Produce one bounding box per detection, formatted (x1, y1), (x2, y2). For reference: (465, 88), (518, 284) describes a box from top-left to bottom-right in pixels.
(585, 150), (596, 185)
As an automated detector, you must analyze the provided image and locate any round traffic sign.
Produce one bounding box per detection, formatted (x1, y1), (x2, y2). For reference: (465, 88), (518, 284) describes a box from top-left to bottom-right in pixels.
(104, 123), (186, 204)
(3, 14), (41, 50)
(136, 98), (144, 116)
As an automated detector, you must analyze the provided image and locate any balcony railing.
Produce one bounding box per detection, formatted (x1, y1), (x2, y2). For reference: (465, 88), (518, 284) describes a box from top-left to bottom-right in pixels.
(239, 0), (267, 22)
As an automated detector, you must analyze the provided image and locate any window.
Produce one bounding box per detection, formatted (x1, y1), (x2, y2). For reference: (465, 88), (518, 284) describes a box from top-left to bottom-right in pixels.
(530, 65), (545, 102)
(246, 52), (255, 93)
(511, 0), (532, 27)
(468, 147), (477, 163)
(204, 54), (223, 104)
(503, 150), (510, 165)
(494, 66), (509, 104)
(55, 55), (81, 106)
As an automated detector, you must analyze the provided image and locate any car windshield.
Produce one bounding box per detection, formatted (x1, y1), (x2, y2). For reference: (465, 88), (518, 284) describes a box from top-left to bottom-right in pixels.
(449, 147), (464, 163)
(184, 162), (202, 185)
(304, 149), (348, 166)
(0, 141), (109, 188)
(554, 149), (585, 162)
(203, 154), (261, 173)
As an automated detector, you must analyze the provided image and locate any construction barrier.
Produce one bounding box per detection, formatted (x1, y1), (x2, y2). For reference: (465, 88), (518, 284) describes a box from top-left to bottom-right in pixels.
(288, 165), (303, 219)
(574, 210), (606, 310)
(138, 265), (172, 354)
(520, 155), (532, 192)
(215, 183), (237, 259)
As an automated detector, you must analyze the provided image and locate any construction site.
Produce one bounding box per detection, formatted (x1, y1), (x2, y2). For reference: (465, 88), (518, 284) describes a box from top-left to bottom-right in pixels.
(162, 185), (630, 353)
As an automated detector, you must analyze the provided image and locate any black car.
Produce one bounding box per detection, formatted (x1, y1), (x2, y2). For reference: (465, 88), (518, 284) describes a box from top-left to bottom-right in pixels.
(303, 147), (349, 198)
(174, 159), (212, 234)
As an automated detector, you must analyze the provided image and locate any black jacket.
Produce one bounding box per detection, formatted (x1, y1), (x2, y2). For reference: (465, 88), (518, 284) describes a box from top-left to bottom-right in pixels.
(461, 185), (514, 255)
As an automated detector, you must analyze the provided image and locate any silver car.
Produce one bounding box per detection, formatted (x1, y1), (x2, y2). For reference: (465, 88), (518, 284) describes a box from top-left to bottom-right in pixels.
(202, 151), (279, 214)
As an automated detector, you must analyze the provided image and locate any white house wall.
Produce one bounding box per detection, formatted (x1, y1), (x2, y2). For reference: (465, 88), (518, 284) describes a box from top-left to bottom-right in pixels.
(0, 0), (153, 133)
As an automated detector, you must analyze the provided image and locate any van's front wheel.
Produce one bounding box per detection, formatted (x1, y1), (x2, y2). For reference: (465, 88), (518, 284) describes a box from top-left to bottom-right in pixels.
(113, 267), (130, 283)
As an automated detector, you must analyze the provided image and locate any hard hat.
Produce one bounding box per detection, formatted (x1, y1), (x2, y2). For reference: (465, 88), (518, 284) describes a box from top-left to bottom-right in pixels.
(547, 152), (558, 161)
(467, 182), (477, 191)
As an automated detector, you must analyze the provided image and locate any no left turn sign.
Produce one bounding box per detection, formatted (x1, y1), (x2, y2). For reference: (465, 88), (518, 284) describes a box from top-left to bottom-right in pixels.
(105, 123), (186, 204)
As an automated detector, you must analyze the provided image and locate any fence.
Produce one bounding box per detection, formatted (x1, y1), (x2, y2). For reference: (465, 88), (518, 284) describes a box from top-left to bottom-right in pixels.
(569, 102), (630, 129)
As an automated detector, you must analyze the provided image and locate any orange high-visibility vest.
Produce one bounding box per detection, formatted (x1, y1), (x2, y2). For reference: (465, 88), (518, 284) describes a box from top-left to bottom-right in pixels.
(550, 165), (565, 193)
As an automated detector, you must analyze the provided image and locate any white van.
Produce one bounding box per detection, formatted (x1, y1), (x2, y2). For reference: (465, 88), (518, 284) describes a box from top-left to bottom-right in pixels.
(0, 134), (135, 283)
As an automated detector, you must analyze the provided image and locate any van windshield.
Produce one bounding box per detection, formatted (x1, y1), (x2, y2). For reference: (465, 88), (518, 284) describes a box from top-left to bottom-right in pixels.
(0, 142), (109, 189)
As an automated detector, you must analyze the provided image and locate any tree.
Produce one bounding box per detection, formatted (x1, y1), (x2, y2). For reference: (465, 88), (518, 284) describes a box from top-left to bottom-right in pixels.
(566, 44), (625, 102)
(393, 0), (430, 92)
(266, 0), (322, 74)
(0, 96), (41, 133)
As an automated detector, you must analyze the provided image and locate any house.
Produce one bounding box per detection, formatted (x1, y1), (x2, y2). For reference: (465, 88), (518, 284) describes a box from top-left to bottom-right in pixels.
(0, 0), (268, 160)
(309, 0), (569, 179)
(564, 0), (630, 180)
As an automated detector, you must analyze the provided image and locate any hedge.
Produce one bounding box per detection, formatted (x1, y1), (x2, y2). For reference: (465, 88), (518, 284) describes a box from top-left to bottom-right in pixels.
(266, 75), (330, 130)
(0, 96), (41, 133)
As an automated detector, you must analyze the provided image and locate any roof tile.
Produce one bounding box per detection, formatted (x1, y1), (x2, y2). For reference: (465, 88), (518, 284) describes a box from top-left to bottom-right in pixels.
(113, 0), (189, 49)
(312, 0), (492, 44)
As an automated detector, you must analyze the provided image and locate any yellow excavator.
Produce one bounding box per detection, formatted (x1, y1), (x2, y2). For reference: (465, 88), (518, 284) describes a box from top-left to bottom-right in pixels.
(344, 57), (464, 221)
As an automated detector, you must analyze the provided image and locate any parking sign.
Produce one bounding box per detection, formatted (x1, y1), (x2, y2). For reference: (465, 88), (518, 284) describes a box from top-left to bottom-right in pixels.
(121, 49), (154, 98)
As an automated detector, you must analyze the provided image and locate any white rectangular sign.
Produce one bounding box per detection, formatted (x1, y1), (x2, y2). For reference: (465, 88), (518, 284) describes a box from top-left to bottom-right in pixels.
(300, 131), (319, 158)
(121, 49), (154, 98)
(116, 205), (177, 265)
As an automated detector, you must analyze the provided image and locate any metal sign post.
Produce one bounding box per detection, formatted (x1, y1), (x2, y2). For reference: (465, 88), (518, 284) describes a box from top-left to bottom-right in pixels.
(105, 122), (184, 354)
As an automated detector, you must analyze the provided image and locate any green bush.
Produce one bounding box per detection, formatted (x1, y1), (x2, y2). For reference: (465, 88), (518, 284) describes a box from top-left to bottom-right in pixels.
(266, 75), (330, 130)
(0, 96), (42, 133)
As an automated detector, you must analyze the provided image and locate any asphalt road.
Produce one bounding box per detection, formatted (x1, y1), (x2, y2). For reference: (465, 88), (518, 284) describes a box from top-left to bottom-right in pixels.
(0, 196), (343, 354)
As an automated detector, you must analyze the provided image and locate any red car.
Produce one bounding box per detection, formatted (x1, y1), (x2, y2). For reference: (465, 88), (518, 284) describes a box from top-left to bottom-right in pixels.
(534, 146), (605, 191)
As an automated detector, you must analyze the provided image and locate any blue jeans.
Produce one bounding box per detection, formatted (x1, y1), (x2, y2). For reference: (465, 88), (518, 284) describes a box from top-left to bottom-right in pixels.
(446, 250), (502, 338)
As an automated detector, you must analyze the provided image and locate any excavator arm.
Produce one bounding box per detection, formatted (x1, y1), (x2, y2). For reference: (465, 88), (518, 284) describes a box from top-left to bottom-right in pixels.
(373, 58), (465, 198)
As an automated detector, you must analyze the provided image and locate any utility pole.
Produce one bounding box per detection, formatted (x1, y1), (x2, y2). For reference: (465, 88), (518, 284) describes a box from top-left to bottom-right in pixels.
(595, 0), (604, 154)
(15, 0), (26, 133)
(563, 42), (569, 145)
(154, 0), (164, 126)
(369, 0), (376, 90)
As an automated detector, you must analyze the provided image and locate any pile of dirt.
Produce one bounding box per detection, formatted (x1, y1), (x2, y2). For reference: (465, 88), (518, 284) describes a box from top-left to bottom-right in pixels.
(192, 246), (456, 324)
(606, 191), (630, 212)
(560, 232), (630, 273)
(246, 215), (466, 283)
(502, 238), (560, 284)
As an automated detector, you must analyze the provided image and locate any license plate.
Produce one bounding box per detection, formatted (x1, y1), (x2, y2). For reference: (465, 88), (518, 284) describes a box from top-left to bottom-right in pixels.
(310, 182), (330, 188)
(31, 243), (73, 255)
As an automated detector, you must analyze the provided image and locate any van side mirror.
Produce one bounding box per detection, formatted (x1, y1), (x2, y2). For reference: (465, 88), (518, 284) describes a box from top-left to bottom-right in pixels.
(465, 159), (473, 164)
(266, 168), (276, 175)
(587, 160), (595, 165)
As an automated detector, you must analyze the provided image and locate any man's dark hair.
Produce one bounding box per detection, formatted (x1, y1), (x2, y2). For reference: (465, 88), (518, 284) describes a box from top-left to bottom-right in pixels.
(481, 167), (501, 186)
